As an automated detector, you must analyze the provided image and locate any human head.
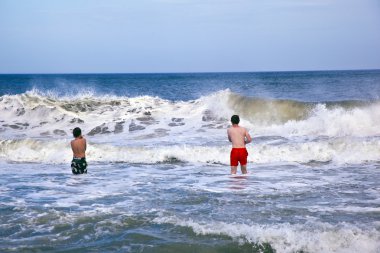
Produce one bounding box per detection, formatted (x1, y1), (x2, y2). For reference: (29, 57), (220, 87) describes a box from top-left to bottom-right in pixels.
(231, 115), (240, 125)
(73, 127), (82, 138)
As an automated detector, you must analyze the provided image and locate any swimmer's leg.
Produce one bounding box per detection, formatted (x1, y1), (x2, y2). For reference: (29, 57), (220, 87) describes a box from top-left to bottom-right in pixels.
(230, 166), (238, 174)
(240, 165), (247, 174)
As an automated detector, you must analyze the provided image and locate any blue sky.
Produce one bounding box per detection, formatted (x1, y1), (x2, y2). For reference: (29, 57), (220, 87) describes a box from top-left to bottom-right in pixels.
(0, 0), (379, 73)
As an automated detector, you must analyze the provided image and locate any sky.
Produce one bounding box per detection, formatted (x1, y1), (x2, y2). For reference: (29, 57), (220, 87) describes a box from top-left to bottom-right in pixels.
(0, 0), (379, 73)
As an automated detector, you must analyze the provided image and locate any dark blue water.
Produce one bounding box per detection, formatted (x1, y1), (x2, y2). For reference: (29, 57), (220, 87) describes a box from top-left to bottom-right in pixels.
(1, 70), (380, 101)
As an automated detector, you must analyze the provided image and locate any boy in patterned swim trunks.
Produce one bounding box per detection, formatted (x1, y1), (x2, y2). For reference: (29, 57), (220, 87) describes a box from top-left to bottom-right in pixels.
(70, 127), (87, 174)
(227, 115), (252, 174)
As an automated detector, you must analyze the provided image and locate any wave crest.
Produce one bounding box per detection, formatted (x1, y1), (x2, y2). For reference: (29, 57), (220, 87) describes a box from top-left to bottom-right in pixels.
(153, 216), (380, 253)
(1, 89), (380, 139)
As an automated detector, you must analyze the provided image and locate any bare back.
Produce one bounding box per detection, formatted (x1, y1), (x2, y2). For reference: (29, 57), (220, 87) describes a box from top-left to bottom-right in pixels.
(227, 125), (252, 148)
(71, 137), (87, 158)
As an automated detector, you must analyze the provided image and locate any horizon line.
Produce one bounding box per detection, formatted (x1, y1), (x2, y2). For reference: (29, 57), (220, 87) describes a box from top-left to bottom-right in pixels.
(0, 68), (380, 75)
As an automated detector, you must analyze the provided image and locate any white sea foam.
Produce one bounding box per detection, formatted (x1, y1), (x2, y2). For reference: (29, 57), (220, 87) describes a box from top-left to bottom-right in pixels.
(153, 216), (380, 253)
(257, 102), (380, 137)
(1, 137), (379, 164)
(307, 205), (380, 213)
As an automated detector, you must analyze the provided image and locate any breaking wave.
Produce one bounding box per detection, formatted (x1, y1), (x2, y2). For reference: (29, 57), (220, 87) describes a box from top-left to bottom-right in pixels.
(1, 89), (380, 165)
(1, 89), (380, 138)
(153, 216), (380, 253)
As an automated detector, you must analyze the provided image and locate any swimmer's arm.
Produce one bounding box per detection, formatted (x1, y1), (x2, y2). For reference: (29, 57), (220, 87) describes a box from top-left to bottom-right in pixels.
(83, 137), (87, 151)
(70, 140), (75, 152)
(244, 129), (252, 144)
(227, 129), (232, 142)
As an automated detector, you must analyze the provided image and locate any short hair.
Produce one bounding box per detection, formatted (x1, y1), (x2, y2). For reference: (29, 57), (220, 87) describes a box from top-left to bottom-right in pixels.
(73, 127), (82, 138)
(231, 115), (240, 124)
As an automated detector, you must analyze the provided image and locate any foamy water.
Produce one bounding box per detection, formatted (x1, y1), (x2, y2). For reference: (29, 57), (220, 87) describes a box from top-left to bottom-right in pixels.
(1, 161), (379, 253)
(1, 71), (380, 252)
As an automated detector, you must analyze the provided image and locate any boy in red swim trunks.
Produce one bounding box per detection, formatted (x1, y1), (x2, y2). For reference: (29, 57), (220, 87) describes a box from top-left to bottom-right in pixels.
(227, 115), (252, 174)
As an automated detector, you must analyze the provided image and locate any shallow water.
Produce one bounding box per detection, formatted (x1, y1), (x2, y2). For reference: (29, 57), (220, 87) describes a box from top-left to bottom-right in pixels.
(0, 161), (379, 252)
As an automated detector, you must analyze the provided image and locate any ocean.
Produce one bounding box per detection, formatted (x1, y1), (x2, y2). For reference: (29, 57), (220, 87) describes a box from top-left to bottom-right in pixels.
(0, 70), (379, 253)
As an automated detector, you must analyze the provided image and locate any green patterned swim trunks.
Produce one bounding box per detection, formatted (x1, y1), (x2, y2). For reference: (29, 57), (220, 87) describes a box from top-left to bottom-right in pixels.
(71, 157), (87, 174)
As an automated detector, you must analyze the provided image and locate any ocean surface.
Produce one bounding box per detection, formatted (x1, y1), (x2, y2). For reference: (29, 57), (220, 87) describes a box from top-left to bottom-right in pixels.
(0, 70), (380, 253)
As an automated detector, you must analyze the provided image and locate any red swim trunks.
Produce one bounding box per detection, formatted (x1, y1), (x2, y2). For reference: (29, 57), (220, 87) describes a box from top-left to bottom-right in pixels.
(230, 148), (248, 166)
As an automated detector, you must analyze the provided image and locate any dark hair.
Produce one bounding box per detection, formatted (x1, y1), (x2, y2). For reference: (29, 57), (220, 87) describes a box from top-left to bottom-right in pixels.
(231, 115), (240, 124)
(73, 127), (82, 138)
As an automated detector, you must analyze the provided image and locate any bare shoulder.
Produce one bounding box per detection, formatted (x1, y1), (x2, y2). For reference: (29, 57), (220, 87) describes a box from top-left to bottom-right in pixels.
(240, 126), (247, 132)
